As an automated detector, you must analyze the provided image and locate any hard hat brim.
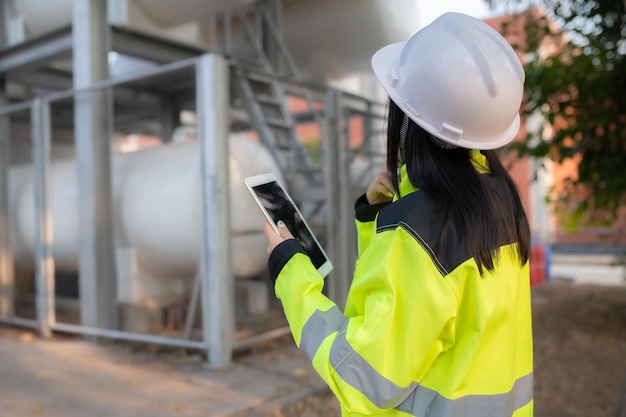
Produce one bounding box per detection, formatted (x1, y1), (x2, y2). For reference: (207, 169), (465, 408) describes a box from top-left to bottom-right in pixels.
(371, 41), (406, 116)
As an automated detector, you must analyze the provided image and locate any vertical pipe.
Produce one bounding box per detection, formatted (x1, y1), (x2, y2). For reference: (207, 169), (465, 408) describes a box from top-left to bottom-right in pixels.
(31, 98), (55, 336)
(197, 54), (233, 368)
(73, 0), (117, 328)
(0, 0), (6, 46)
(324, 89), (339, 305)
(341, 104), (357, 286)
(324, 89), (351, 309)
(0, 0), (15, 317)
(0, 95), (13, 319)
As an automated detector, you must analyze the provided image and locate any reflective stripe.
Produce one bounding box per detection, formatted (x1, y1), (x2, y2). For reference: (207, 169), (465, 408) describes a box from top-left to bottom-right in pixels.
(397, 372), (533, 417)
(299, 306), (345, 360)
(330, 325), (532, 416)
(300, 310), (532, 416)
(330, 326), (418, 409)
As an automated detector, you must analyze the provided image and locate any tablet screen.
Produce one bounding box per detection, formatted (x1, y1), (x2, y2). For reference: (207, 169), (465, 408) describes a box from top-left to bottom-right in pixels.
(250, 180), (329, 271)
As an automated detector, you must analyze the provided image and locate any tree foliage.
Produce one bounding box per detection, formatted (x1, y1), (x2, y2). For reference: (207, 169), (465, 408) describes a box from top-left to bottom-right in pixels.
(492, 0), (626, 228)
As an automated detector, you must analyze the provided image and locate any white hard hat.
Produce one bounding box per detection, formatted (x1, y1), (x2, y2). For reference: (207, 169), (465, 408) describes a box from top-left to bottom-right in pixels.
(371, 12), (525, 150)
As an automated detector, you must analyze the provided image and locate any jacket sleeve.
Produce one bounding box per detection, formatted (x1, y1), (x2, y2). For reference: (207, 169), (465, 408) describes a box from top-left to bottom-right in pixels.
(354, 194), (390, 257)
(271, 227), (458, 415)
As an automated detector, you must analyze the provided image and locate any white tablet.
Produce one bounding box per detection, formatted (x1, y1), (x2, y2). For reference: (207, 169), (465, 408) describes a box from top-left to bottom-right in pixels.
(244, 173), (333, 278)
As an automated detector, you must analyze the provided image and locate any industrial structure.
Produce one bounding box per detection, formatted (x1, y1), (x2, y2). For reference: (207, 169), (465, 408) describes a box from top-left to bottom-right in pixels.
(0, 0), (431, 367)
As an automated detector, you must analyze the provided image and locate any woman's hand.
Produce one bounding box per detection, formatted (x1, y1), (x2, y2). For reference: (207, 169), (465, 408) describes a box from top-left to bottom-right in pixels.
(263, 220), (295, 254)
(366, 170), (395, 204)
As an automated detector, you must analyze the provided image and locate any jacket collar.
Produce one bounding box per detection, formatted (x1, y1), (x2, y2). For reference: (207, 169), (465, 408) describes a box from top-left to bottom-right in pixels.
(395, 150), (489, 200)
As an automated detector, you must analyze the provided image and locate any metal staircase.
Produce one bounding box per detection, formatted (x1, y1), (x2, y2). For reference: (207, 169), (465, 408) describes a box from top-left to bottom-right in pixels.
(214, 0), (389, 307)
(233, 66), (322, 188)
(217, 1), (325, 190)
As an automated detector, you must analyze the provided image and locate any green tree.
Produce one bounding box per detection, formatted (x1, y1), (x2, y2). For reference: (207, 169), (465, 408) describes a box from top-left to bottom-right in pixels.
(490, 0), (626, 229)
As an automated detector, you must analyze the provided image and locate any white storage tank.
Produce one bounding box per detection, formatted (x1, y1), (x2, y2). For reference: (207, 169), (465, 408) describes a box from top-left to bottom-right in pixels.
(10, 135), (281, 282)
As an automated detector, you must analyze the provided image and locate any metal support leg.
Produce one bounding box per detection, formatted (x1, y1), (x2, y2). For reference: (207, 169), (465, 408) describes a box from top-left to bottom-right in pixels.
(197, 54), (233, 368)
(31, 98), (55, 336)
(73, 0), (117, 328)
(183, 272), (201, 340)
(0, 76), (15, 317)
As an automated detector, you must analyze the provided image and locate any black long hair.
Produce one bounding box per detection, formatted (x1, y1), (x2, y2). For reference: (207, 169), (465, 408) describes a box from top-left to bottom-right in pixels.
(385, 100), (530, 273)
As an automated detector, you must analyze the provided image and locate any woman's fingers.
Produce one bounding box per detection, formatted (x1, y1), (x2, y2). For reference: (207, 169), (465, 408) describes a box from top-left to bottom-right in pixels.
(276, 220), (294, 240)
(366, 170), (395, 204)
(263, 220), (294, 254)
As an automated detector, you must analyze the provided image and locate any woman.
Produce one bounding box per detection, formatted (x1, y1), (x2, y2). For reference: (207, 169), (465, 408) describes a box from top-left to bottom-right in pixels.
(264, 12), (533, 417)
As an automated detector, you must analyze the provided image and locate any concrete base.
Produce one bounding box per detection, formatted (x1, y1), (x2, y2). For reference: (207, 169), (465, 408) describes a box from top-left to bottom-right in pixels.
(235, 279), (270, 317)
(119, 300), (163, 334)
(118, 279), (271, 333)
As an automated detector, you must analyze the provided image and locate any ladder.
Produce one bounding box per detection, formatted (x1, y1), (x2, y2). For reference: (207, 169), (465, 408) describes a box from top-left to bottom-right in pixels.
(232, 66), (322, 188)
(219, 1), (325, 189)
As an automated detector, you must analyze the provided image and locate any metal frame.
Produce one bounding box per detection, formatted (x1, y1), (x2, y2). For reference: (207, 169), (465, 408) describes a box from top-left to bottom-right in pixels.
(0, 26), (73, 74)
(0, 56), (235, 368)
(0, 56), (388, 368)
(43, 55), (230, 365)
(0, 25), (206, 76)
(0, 100), (43, 329)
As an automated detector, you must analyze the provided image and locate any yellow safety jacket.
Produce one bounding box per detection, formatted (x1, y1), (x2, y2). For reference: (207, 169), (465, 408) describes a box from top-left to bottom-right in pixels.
(268, 152), (533, 417)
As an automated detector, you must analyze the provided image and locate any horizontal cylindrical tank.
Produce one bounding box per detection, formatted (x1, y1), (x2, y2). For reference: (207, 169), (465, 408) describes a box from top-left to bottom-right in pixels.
(10, 135), (281, 279)
(281, 0), (418, 79)
(9, 0), (255, 34)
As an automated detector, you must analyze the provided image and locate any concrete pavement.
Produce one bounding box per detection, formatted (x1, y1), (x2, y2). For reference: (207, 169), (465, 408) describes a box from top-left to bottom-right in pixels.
(0, 326), (328, 417)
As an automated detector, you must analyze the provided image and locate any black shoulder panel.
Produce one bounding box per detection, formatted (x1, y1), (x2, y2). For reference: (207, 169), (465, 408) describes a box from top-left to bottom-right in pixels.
(376, 192), (470, 276)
